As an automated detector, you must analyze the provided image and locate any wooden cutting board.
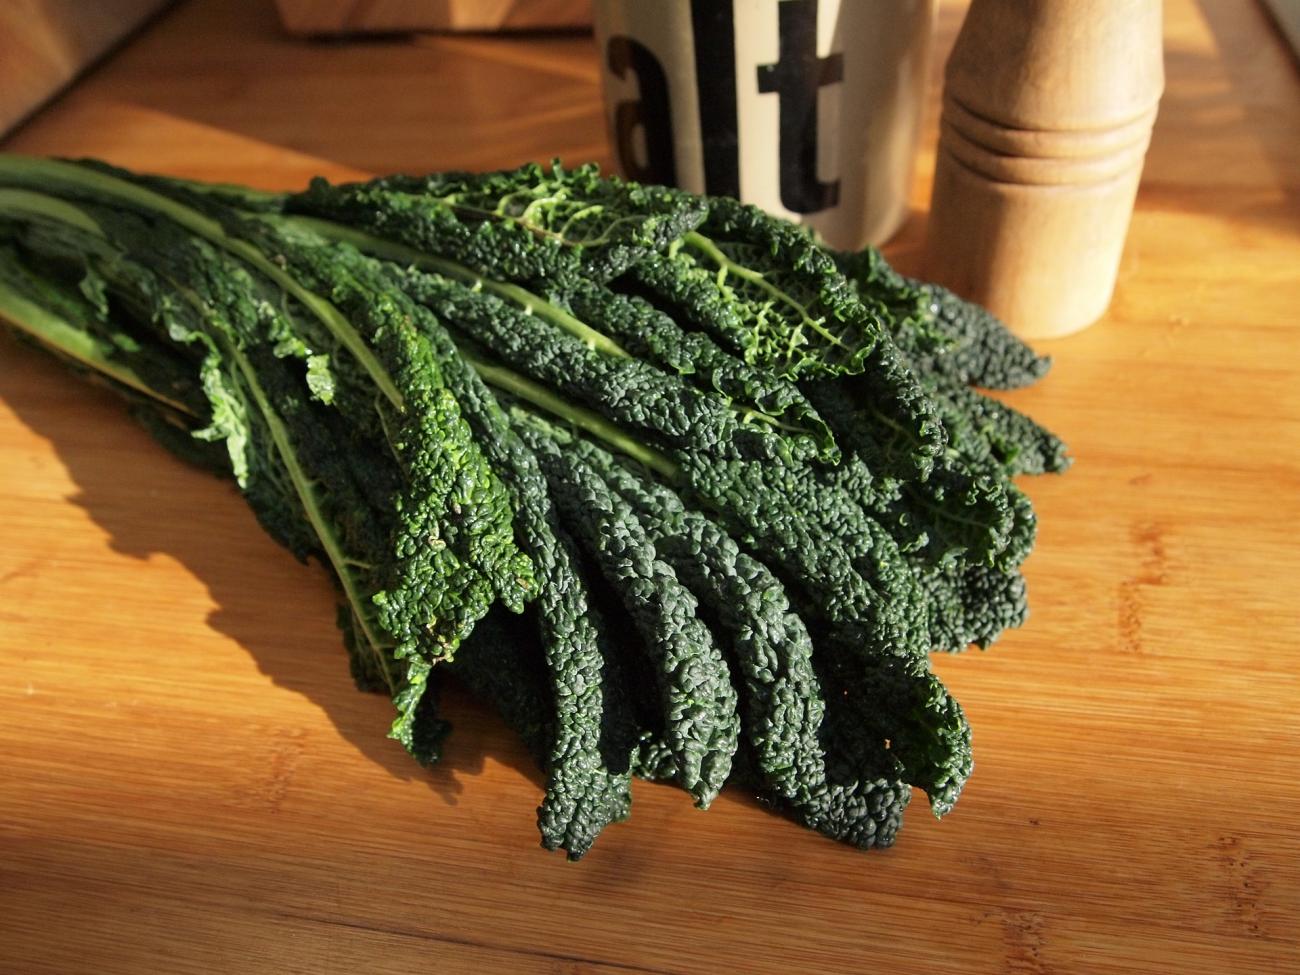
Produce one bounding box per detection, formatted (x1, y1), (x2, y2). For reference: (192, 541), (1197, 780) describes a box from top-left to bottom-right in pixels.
(273, 0), (592, 35)
(1, 1), (1298, 973)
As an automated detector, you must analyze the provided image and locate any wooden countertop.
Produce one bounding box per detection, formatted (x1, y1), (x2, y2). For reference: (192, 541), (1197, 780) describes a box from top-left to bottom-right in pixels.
(2, 1), (1298, 972)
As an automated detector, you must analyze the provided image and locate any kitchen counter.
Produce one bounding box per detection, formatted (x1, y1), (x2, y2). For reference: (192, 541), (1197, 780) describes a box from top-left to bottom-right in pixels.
(2, 1), (1298, 972)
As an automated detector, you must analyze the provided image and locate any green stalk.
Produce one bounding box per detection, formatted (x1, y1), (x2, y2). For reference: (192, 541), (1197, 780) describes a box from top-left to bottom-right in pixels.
(0, 277), (196, 417)
(277, 213), (631, 359)
(0, 188), (108, 238)
(0, 155), (403, 410)
(284, 215), (830, 456)
(157, 177), (284, 209)
(215, 324), (397, 692)
(462, 350), (679, 481)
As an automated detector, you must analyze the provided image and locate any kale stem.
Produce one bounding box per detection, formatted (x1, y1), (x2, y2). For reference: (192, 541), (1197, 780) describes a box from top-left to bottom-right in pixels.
(277, 213), (631, 359)
(0, 274), (197, 417)
(0, 155), (404, 410)
(461, 351), (680, 482)
(681, 231), (847, 350)
(216, 324), (397, 692)
(0, 187), (108, 238)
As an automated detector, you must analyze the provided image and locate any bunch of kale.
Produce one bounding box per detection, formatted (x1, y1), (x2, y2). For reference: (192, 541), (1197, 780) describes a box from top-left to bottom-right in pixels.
(0, 156), (1068, 858)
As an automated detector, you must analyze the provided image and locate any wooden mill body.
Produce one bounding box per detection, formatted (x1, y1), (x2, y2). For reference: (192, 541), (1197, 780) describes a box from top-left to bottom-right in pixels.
(925, 0), (1164, 337)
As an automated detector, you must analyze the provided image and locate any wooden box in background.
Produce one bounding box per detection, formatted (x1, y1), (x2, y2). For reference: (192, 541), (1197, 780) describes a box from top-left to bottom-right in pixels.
(273, 0), (592, 35)
(0, 0), (172, 137)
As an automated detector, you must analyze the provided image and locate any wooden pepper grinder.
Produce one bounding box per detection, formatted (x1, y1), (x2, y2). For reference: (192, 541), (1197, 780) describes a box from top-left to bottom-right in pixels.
(924, 0), (1164, 338)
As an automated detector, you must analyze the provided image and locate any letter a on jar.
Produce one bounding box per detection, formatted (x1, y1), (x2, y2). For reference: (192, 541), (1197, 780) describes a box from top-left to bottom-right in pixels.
(593, 0), (935, 249)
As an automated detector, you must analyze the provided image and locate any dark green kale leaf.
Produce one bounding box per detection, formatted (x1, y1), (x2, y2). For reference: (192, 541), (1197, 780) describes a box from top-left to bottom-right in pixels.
(567, 439), (826, 806)
(555, 277), (839, 464)
(628, 198), (881, 379)
(517, 417), (741, 809)
(580, 430), (970, 827)
(471, 411), (636, 859)
(390, 261), (748, 460)
(808, 379), (1024, 570)
(920, 559), (1030, 653)
(3, 188), (510, 761)
(0, 234), (208, 421)
(812, 630), (972, 823)
(341, 255), (640, 858)
(926, 375), (1071, 477)
(625, 198), (944, 480)
(288, 162), (708, 286)
(673, 448), (930, 658)
(216, 218), (536, 655)
(835, 245), (1052, 390)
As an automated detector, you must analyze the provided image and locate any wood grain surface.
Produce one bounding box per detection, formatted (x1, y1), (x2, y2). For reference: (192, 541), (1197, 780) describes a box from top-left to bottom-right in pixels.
(2, 1), (1298, 972)
(273, 0), (592, 35)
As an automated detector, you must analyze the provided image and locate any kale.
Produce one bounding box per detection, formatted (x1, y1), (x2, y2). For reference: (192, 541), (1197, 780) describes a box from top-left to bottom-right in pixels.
(920, 559), (1031, 653)
(0, 178), (529, 764)
(925, 374), (1071, 477)
(473, 412), (637, 859)
(834, 244), (1053, 390)
(808, 378), (1028, 570)
(631, 198), (884, 379)
(672, 448), (930, 657)
(288, 161), (708, 286)
(628, 196), (946, 480)
(555, 277), (839, 463)
(396, 260), (750, 459)
(573, 439), (916, 847)
(0, 154), (1071, 858)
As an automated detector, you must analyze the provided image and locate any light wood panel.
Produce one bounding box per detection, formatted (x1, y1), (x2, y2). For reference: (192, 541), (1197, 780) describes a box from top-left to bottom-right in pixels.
(1, 1), (1298, 972)
(0, 0), (170, 136)
(274, 0), (591, 35)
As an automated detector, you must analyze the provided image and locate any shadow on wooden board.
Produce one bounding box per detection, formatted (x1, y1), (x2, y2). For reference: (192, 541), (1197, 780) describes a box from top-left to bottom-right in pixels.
(0, 329), (545, 805)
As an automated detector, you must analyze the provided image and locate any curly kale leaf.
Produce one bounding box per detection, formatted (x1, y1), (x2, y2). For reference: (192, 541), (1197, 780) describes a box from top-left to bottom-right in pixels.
(374, 260), (637, 855)
(628, 197), (882, 379)
(927, 374), (1071, 477)
(672, 446), (930, 657)
(473, 414), (636, 859)
(806, 379), (1023, 570)
(518, 418), (740, 808)
(814, 633), (971, 821)
(9, 192), (499, 760)
(835, 245), (1052, 390)
(556, 277), (839, 464)
(228, 220), (535, 656)
(288, 162), (708, 286)
(569, 439), (826, 802)
(391, 262), (754, 461)
(625, 199), (944, 478)
(920, 559), (1030, 653)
